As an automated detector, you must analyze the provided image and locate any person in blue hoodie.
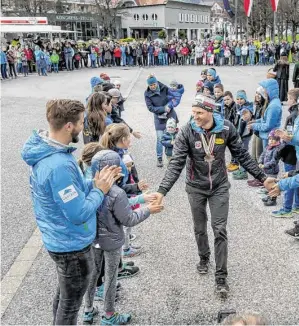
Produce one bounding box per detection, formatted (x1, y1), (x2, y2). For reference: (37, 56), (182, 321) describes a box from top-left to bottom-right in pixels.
(248, 79), (282, 150)
(148, 42), (154, 66)
(21, 99), (119, 326)
(0, 49), (8, 79)
(162, 79), (185, 118)
(205, 68), (221, 87)
(34, 45), (42, 75)
(144, 74), (179, 167)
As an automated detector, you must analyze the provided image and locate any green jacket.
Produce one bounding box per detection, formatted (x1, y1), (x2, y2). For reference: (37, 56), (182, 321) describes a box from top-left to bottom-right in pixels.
(50, 53), (59, 64)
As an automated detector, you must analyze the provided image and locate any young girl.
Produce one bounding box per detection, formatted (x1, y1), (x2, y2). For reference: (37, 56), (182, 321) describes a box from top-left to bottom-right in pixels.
(195, 80), (204, 95)
(114, 80), (126, 114)
(82, 148), (162, 325)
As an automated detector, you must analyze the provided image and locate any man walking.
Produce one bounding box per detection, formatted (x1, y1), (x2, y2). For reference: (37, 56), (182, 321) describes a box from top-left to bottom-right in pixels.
(22, 99), (119, 325)
(154, 95), (270, 295)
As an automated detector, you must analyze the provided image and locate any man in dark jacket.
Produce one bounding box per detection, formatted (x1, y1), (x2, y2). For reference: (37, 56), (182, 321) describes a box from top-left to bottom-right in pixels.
(153, 95), (272, 295)
(144, 74), (178, 167)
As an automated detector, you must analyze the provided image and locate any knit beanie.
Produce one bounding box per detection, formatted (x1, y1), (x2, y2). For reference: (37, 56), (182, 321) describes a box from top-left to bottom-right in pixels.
(147, 74), (158, 85)
(90, 76), (103, 90)
(236, 90), (247, 101)
(207, 68), (216, 79)
(193, 94), (216, 112)
(108, 88), (121, 98)
(114, 80), (121, 86)
(268, 129), (280, 142)
(170, 80), (178, 88)
(203, 81), (214, 94)
(196, 80), (204, 87)
(100, 73), (110, 81)
(166, 117), (177, 130)
(201, 69), (207, 76)
(256, 86), (266, 99)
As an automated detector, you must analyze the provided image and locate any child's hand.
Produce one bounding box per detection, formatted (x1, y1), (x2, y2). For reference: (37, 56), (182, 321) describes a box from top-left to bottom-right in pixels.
(138, 180), (149, 191)
(282, 172), (289, 179)
(132, 131), (142, 139)
(171, 140), (175, 145)
(143, 193), (158, 203)
(147, 202), (164, 214)
(259, 164), (264, 169)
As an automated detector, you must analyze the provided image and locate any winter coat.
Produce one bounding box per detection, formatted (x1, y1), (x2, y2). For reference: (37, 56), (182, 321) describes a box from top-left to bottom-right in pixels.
(6, 50), (15, 64)
(90, 150), (150, 251)
(252, 79), (282, 140)
(161, 131), (178, 157)
(21, 130), (104, 253)
(258, 144), (282, 175)
(289, 115), (299, 160)
(235, 46), (241, 56)
(205, 75), (221, 87)
(237, 102), (254, 139)
(284, 104), (299, 131)
(215, 96), (224, 116)
(248, 44), (256, 54)
(24, 49), (34, 61)
(34, 49), (42, 61)
(167, 84), (185, 109)
(157, 114), (267, 194)
(168, 47), (176, 56)
(144, 81), (179, 131)
(50, 53), (59, 64)
(224, 101), (237, 126)
(278, 174), (299, 192)
(0, 51), (7, 64)
(64, 47), (73, 57)
(293, 62), (299, 88)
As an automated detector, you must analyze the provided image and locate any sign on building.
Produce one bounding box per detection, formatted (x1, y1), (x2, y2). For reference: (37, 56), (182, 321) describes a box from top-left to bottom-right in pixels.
(0, 17), (48, 24)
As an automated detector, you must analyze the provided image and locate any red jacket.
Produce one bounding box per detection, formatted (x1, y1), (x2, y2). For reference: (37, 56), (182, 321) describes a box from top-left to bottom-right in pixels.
(181, 47), (189, 56)
(24, 49), (34, 61)
(114, 48), (121, 58)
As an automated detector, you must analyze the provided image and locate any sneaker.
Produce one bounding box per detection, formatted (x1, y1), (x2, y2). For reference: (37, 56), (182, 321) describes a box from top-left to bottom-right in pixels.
(122, 261), (134, 268)
(271, 208), (293, 218)
(117, 265), (140, 280)
(129, 234), (136, 242)
(94, 283), (122, 301)
(101, 312), (131, 325)
(257, 187), (268, 195)
(291, 208), (299, 214)
(123, 246), (142, 258)
(196, 256), (210, 274)
(248, 179), (263, 187)
(83, 307), (99, 325)
(247, 179), (256, 185)
(232, 170), (248, 180)
(157, 158), (163, 168)
(284, 226), (299, 239)
(215, 278), (230, 294)
(264, 197), (277, 206)
(227, 163), (239, 172)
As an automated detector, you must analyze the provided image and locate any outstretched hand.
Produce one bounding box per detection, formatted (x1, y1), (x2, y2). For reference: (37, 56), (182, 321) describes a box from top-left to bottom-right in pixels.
(150, 192), (164, 205)
(269, 184), (281, 197)
(138, 180), (149, 191)
(263, 177), (277, 191)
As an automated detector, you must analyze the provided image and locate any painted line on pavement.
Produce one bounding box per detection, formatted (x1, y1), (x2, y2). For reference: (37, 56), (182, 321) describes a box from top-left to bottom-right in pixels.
(1, 227), (43, 317)
(125, 68), (143, 99)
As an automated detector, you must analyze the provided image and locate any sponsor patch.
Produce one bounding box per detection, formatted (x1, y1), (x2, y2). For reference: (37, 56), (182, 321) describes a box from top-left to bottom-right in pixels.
(215, 138), (225, 145)
(223, 125), (229, 130)
(58, 185), (78, 203)
(195, 141), (202, 149)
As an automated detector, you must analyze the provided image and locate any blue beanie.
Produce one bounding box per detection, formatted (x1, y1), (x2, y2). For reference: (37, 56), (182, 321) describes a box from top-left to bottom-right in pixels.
(147, 75), (157, 85)
(236, 90), (247, 101)
(207, 68), (216, 79)
(90, 77), (103, 90)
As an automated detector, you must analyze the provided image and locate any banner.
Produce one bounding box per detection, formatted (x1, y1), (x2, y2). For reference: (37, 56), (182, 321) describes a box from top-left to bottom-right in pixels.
(244, 0), (253, 17)
(222, 0), (235, 18)
(270, 0), (279, 11)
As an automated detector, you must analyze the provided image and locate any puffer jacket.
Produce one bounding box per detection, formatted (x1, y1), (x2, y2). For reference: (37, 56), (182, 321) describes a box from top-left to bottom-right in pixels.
(167, 84), (185, 109)
(158, 114), (266, 194)
(161, 131), (178, 157)
(21, 130), (104, 253)
(90, 150), (150, 251)
(279, 174), (299, 191)
(252, 79), (282, 140)
(289, 115), (299, 160)
(258, 144), (283, 175)
(144, 81), (178, 130)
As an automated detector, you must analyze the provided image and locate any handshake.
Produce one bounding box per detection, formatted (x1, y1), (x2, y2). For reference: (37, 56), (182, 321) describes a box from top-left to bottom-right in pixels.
(263, 177), (281, 197)
(143, 191), (165, 214)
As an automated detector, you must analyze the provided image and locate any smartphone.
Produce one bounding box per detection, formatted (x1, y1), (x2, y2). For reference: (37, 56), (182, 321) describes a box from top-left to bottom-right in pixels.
(217, 309), (237, 323)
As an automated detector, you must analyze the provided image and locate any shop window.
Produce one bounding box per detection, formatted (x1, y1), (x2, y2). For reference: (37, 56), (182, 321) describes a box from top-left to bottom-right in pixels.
(143, 14), (148, 20)
(134, 14), (139, 20)
(152, 13), (157, 20)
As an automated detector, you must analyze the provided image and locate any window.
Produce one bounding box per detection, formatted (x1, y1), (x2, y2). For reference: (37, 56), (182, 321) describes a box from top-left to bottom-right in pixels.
(200, 15), (204, 23)
(143, 14), (148, 20)
(185, 13), (189, 22)
(152, 13), (157, 20)
(195, 15), (199, 23)
(190, 14), (195, 23)
(134, 14), (139, 21)
(179, 13), (183, 22)
(205, 15), (209, 23)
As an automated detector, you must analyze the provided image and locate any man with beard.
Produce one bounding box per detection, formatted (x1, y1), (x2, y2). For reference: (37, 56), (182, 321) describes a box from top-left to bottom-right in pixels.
(153, 95), (273, 296)
(21, 99), (120, 325)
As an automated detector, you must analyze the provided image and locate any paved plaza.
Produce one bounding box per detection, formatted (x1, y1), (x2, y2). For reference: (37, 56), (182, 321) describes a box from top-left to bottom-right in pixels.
(1, 65), (299, 325)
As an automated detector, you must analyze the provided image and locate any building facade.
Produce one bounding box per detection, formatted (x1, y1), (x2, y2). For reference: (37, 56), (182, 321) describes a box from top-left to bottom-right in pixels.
(120, 0), (211, 40)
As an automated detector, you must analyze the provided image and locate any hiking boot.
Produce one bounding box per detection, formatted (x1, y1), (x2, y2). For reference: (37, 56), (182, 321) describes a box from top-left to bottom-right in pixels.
(117, 265), (140, 280)
(101, 312), (131, 325)
(94, 283), (121, 301)
(196, 256), (210, 274)
(227, 163), (239, 172)
(247, 179), (256, 185)
(129, 234), (136, 242)
(291, 207), (299, 214)
(232, 170), (248, 180)
(271, 208), (293, 218)
(123, 246), (142, 258)
(122, 261), (134, 268)
(157, 158), (163, 168)
(248, 179), (263, 187)
(257, 187), (269, 195)
(215, 278), (230, 294)
(83, 307), (99, 325)
(284, 226), (299, 239)
(264, 197), (277, 206)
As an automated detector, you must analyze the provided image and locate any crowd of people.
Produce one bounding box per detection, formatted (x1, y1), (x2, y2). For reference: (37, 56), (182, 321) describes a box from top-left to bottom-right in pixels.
(20, 48), (299, 325)
(1, 37), (299, 80)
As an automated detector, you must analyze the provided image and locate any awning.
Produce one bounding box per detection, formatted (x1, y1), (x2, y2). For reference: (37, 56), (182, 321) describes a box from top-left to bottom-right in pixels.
(0, 24), (77, 33)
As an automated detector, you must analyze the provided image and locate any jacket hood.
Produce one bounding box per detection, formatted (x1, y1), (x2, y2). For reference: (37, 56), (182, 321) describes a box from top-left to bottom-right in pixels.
(91, 150), (121, 178)
(259, 79), (279, 101)
(21, 129), (76, 166)
(190, 112), (224, 134)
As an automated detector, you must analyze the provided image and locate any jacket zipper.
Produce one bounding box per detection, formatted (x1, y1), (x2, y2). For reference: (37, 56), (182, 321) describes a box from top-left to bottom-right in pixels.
(208, 162), (212, 190)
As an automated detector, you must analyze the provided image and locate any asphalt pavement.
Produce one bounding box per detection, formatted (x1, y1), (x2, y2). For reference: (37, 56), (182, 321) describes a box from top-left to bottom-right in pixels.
(1, 64), (298, 325)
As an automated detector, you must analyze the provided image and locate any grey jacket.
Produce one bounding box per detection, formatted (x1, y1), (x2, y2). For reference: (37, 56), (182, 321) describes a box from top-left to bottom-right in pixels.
(91, 150), (150, 251)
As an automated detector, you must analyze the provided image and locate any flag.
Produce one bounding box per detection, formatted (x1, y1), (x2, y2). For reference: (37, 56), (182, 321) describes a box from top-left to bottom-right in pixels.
(244, 0), (253, 17)
(223, 0), (235, 18)
(270, 0), (279, 11)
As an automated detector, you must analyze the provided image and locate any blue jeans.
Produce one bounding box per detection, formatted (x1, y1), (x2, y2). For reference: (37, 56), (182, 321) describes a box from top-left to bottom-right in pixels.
(283, 163), (299, 211)
(249, 52), (255, 65)
(49, 245), (94, 325)
(1, 63), (8, 79)
(53, 63), (59, 72)
(149, 53), (154, 66)
(156, 130), (164, 159)
(17, 63), (22, 73)
(163, 52), (168, 65)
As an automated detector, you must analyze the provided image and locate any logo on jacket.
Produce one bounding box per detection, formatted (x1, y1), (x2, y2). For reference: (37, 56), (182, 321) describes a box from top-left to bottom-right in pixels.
(58, 185), (78, 203)
(195, 141), (202, 149)
(215, 138), (225, 145)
